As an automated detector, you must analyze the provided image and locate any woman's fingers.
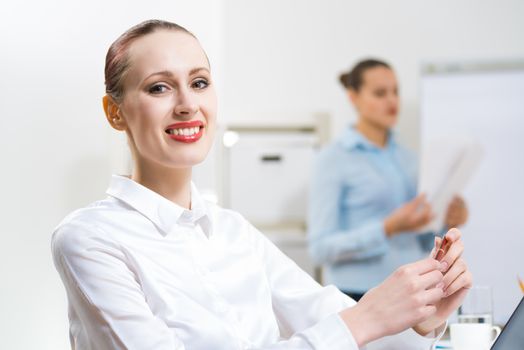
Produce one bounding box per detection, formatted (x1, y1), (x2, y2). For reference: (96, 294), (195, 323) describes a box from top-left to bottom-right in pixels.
(436, 229), (472, 296)
(419, 269), (444, 290)
(444, 270), (473, 297)
(402, 257), (441, 276)
(455, 196), (465, 207)
(411, 202), (433, 227)
(430, 236), (442, 259)
(437, 228), (462, 267)
(444, 228), (462, 242)
(448, 196), (464, 211)
(446, 197), (468, 227)
(440, 238), (464, 272)
(412, 194), (427, 206)
(421, 285), (445, 305)
(441, 258), (467, 290)
(446, 209), (463, 227)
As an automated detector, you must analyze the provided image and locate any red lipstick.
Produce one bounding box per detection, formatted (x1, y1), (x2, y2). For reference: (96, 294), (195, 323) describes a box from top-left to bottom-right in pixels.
(388, 107), (398, 116)
(165, 120), (204, 143)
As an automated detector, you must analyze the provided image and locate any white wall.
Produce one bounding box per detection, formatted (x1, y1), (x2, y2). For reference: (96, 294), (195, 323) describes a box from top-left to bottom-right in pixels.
(221, 0), (524, 151)
(1, 1), (524, 349)
(0, 1), (223, 349)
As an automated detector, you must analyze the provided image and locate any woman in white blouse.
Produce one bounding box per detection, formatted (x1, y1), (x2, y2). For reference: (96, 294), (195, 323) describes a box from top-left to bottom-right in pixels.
(52, 19), (472, 350)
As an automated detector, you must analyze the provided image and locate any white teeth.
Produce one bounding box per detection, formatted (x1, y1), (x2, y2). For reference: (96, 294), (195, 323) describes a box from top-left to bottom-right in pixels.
(167, 126), (201, 136)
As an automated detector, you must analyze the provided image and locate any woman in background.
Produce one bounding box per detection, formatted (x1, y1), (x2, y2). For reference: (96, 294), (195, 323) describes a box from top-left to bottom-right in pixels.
(308, 59), (468, 301)
(52, 25), (471, 350)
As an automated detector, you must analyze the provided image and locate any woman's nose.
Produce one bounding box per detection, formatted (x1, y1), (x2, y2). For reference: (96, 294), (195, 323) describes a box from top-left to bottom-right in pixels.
(174, 89), (198, 118)
(388, 93), (399, 106)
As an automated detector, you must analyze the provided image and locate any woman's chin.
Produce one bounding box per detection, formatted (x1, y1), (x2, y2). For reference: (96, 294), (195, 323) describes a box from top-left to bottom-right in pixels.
(379, 116), (397, 129)
(167, 153), (209, 169)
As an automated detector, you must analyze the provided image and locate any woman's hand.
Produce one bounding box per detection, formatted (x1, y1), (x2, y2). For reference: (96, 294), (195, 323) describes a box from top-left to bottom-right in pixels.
(339, 228), (472, 346)
(384, 194), (433, 236)
(339, 257), (446, 346)
(445, 196), (468, 228)
(413, 228), (473, 335)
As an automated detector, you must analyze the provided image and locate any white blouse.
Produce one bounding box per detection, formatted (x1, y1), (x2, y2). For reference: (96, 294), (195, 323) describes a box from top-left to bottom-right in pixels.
(52, 175), (441, 349)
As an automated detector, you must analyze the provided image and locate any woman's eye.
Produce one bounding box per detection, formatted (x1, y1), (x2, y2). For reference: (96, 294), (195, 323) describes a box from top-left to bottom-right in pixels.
(192, 79), (209, 90)
(374, 90), (386, 98)
(148, 84), (169, 94)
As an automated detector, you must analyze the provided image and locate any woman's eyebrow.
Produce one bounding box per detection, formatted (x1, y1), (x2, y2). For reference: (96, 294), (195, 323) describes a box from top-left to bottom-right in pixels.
(189, 67), (210, 75)
(143, 67), (210, 81)
(143, 70), (173, 81)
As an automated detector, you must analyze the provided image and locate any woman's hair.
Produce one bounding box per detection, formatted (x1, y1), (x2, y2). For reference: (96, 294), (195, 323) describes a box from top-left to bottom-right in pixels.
(339, 59), (391, 91)
(105, 19), (194, 102)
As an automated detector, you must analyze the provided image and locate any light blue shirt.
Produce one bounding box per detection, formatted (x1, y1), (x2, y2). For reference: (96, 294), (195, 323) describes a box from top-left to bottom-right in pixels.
(307, 127), (434, 293)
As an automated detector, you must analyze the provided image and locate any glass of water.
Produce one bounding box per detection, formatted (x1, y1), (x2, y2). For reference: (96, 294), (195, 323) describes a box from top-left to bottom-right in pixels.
(458, 285), (493, 324)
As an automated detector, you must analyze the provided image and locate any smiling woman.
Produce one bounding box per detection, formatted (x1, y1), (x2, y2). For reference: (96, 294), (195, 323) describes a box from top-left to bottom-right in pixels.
(103, 24), (216, 181)
(51, 19), (472, 350)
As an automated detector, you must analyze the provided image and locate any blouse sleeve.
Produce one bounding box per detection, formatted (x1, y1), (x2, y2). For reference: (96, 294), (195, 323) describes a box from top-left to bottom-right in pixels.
(247, 221), (444, 350)
(52, 221), (186, 350)
(307, 151), (389, 264)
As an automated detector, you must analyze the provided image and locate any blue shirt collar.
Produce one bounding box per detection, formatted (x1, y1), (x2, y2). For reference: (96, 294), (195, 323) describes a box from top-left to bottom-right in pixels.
(338, 125), (397, 152)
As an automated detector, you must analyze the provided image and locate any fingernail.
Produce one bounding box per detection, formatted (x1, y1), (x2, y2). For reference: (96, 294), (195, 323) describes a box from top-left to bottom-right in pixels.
(439, 261), (448, 272)
(436, 282), (445, 290)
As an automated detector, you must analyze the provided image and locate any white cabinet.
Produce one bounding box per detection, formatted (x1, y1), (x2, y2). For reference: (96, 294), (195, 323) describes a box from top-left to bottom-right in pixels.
(217, 116), (329, 281)
(225, 131), (318, 228)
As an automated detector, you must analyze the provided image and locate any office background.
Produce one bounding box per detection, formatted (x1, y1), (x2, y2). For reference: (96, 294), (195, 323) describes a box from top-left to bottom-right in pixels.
(1, 0), (523, 349)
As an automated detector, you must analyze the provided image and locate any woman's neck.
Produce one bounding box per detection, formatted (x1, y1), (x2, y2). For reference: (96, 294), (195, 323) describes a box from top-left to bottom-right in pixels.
(355, 119), (389, 148)
(131, 159), (192, 209)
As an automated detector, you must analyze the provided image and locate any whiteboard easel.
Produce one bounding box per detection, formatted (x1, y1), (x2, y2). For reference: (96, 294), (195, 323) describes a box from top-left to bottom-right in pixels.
(420, 60), (524, 324)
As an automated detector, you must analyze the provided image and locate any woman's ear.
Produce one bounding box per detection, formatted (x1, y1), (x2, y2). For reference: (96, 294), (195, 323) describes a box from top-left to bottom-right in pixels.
(102, 95), (126, 131)
(347, 89), (361, 113)
(347, 89), (357, 105)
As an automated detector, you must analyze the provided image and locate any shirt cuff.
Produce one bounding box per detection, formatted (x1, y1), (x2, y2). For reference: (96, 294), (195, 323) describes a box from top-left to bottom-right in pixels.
(401, 322), (448, 348)
(430, 321), (447, 342)
(357, 220), (389, 254)
(298, 313), (358, 350)
(365, 321), (447, 350)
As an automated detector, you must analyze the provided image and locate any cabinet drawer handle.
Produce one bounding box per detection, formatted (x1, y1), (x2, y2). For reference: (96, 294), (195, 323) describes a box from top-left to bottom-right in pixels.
(261, 155), (282, 162)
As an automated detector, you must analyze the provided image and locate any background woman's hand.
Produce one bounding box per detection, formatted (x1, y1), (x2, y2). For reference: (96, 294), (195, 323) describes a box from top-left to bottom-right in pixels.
(339, 257), (446, 346)
(445, 196), (468, 228)
(413, 228), (473, 335)
(384, 194), (433, 236)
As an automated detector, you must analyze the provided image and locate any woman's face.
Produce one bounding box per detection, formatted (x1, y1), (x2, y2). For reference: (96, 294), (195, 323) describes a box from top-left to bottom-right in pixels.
(117, 30), (217, 170)
(349, 66), (399, 130)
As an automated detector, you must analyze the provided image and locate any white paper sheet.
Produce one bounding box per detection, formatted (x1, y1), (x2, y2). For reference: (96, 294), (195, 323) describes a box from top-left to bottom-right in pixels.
(417, 137), (483, 233)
